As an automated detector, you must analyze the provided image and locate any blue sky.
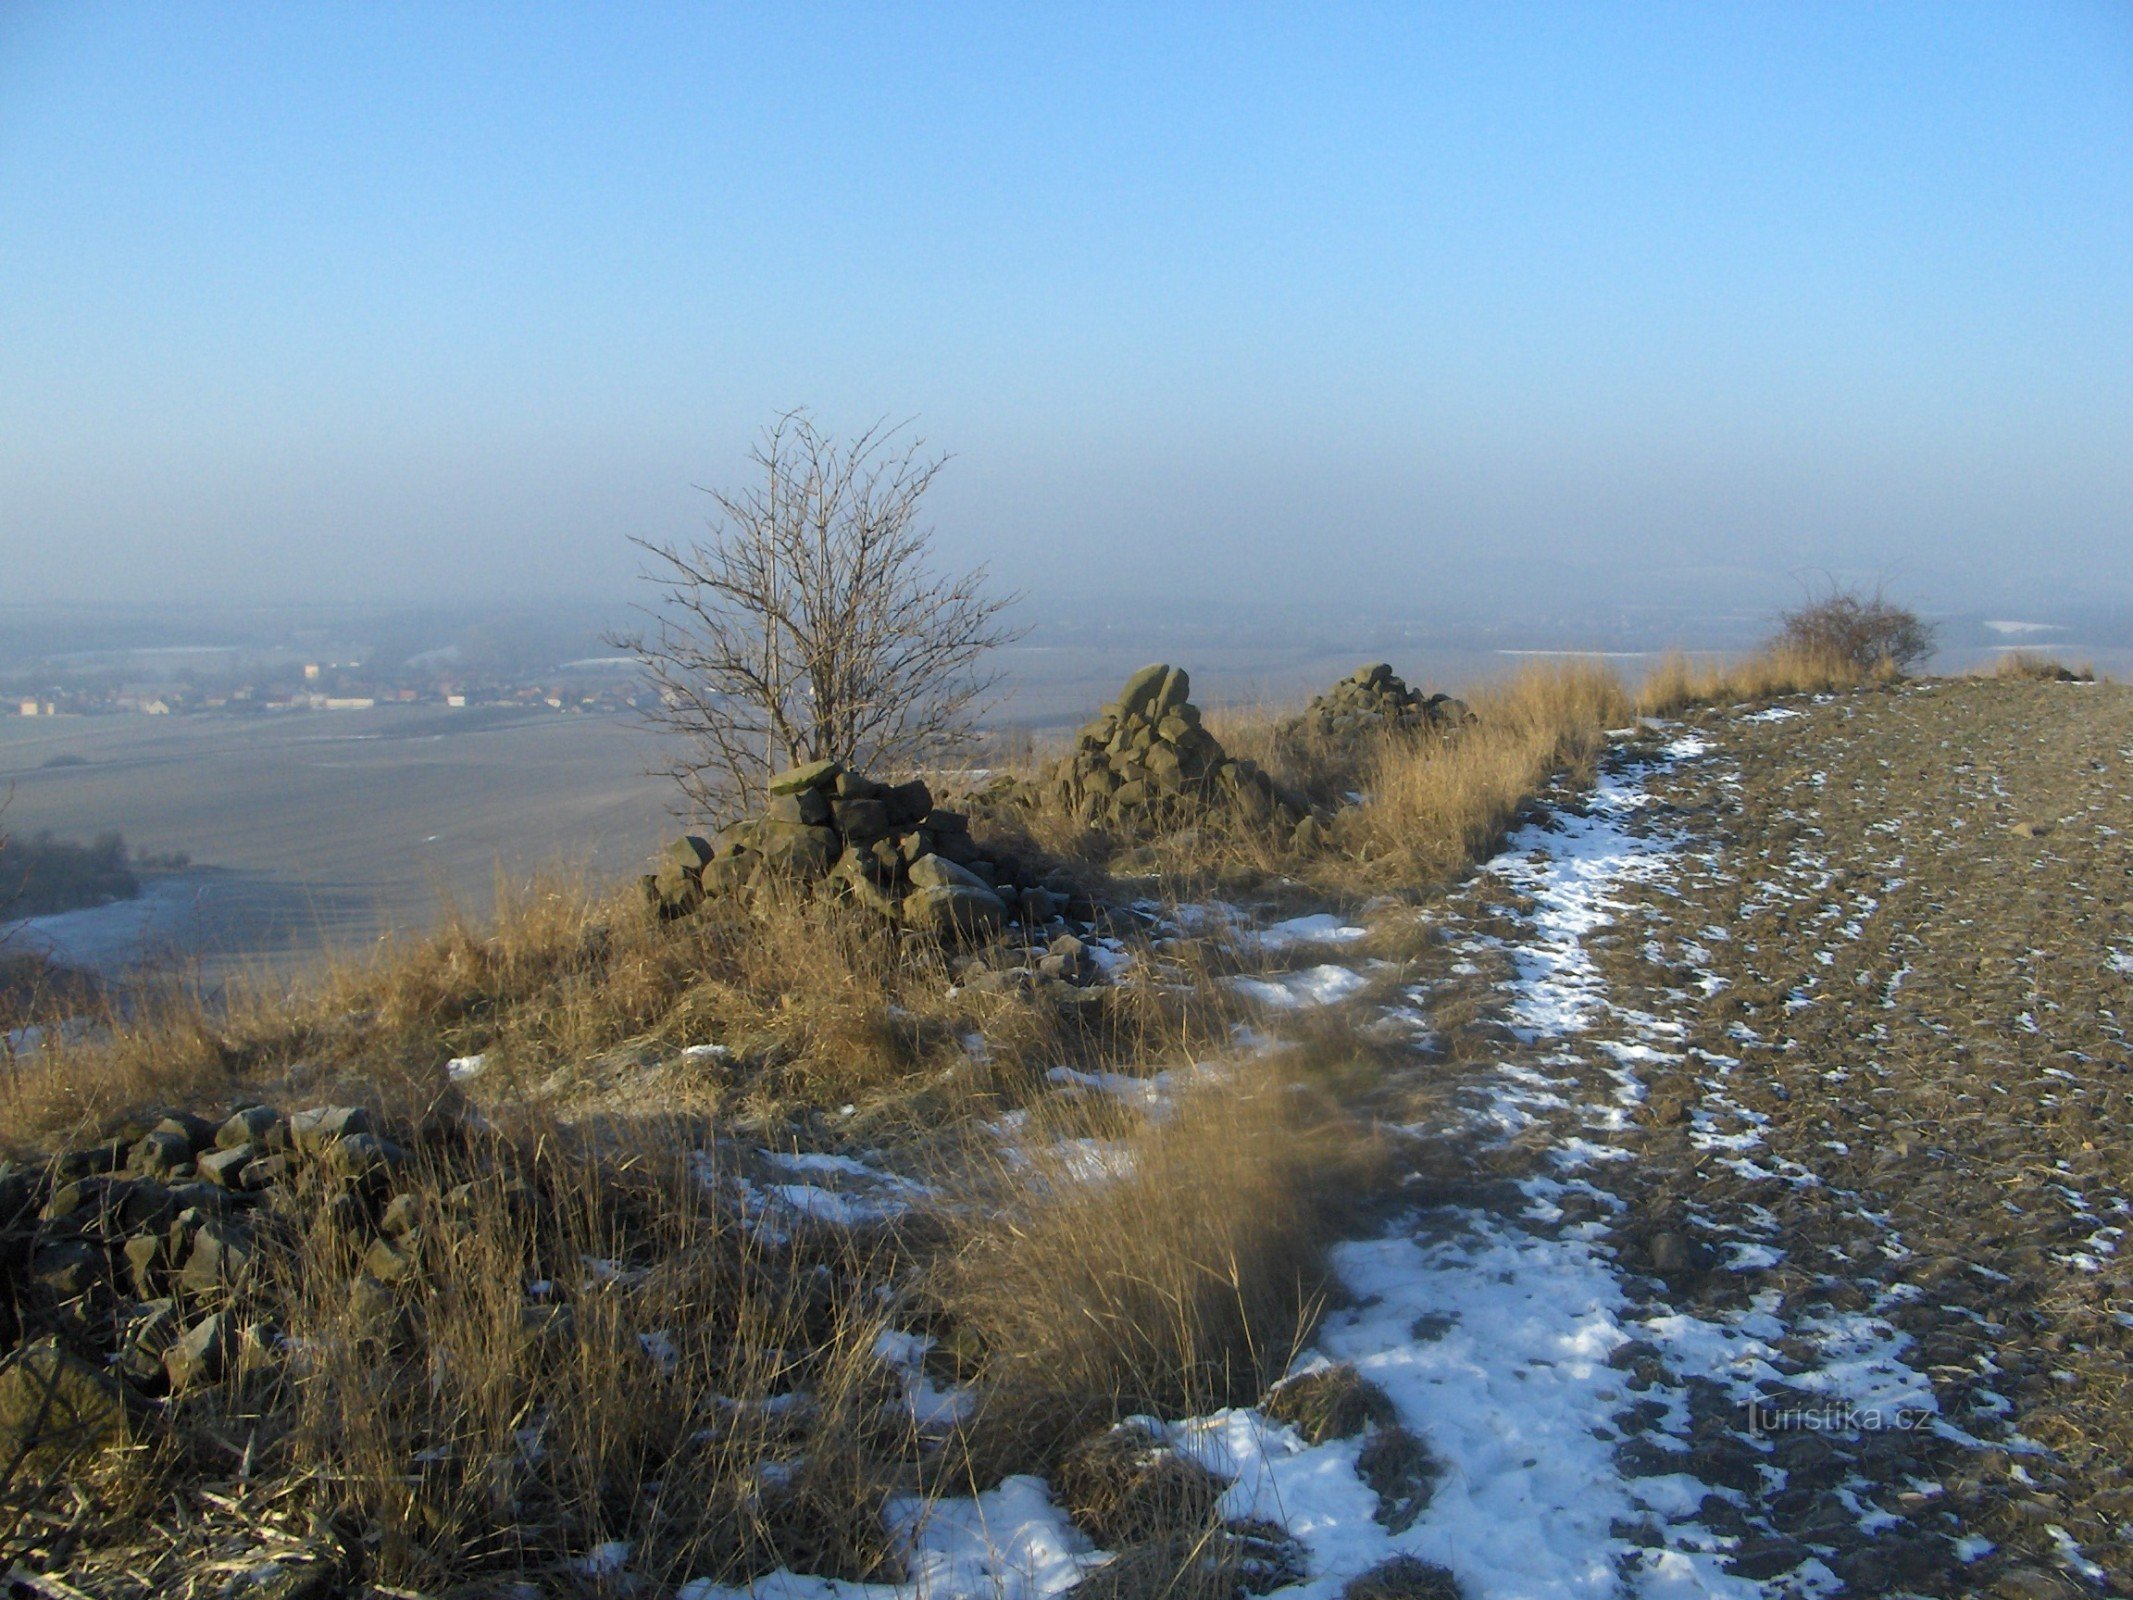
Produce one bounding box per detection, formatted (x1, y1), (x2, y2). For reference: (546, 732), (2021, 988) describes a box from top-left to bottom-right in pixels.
(2, 3), (2128, 614)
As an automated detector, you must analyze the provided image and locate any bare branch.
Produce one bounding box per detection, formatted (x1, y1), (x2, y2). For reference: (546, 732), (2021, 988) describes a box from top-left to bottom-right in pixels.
(610, 411), (1023, 822)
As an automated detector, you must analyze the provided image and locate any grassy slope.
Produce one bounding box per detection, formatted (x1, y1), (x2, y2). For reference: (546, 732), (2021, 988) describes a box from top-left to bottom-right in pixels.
(3, 651), (1898, 1595)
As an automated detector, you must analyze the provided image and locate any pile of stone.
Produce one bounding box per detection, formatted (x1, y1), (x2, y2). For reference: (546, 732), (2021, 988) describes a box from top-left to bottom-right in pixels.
(1276, 663), (1471, 756)
(0, 1102), (422, 1466)
(646, 759), (1073, 942)
(1043, 664), (1302, 835)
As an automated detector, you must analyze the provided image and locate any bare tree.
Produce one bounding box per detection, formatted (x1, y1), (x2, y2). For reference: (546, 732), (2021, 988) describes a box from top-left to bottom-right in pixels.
(613, 411), (1021, 821)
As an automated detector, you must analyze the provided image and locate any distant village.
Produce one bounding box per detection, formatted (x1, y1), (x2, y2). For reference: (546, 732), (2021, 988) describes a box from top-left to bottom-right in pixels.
(9, 657), (657, 719)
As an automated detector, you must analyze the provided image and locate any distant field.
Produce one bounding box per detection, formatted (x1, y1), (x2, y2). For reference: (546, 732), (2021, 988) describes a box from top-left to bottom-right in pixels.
(0, 706), (673, 980)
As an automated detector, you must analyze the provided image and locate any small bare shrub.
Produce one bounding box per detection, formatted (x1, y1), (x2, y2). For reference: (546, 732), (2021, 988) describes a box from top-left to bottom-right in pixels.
(1771, 579), (1935, 675)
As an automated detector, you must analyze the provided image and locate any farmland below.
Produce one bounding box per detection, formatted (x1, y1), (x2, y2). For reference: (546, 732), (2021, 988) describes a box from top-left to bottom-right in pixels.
(0, 707), (672, 981)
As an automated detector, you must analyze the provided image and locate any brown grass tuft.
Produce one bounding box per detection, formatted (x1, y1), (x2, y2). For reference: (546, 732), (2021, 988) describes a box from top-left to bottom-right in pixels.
(939, 1062), (1374, 1478)
(1633, 646), (1867, 718)
(1260, 1362), (1396, 1443)
(1337, 660), (1628, 886)
(1981, 651), (2094, 683)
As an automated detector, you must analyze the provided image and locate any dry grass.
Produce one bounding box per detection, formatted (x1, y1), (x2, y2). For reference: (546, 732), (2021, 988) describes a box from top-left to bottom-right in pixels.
(935, 1059), (1381, 1482)
(1633, 645), (1869, 717)
(1333, 660), (1629, 887)
(9, 1114), (919, 1594)
(1980, 650), (2095, 683)
(290, 1132), (913, 1590)
(0, 866), (1139, 1162)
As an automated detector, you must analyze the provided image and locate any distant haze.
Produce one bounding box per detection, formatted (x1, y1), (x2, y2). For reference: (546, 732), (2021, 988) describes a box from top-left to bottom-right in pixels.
(2, 4), (2128, 620)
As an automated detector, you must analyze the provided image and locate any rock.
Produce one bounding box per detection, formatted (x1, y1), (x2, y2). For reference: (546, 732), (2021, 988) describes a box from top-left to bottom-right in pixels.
(765, 788), (833, 826)
(1038, 665), (1302, 839)
(365, 1234), (419, 1283)
(218, 1106), (282, 1150)
(655, 759), (1037, 949)
(1274, 665), (1473, 768)
(884, 778), (933, 827)
(755, 821), (840, 881)
(767, 759), (841, 796)
(111, 1298), (182, 1385)
(30, 1238), (107, 1303)
(289, 1105), (375, 1152)
(650, 860), (703, 916)
(665, 834), (714, 872)
(0, 1165), (40, 1227)
(123, 1232), (167, 1298)
(42, 1175), (151, 1235)
(178, 1218), (256, 1296)
(908, 852), (993, 893)
(198, 1147), (254, 1189)
(903, 883), (1008, 941)
(379, 1193), (423, 1238)
(153, 1110), (221, 1147)
(319, 1132), (406, 1184)
(832, 796), (889, 840)
(699, 853), (752, 895)
(51, 1139), (128, 1181)
(129, 1129), (195, 1179)
(243, 1153), (294, 1189)
(829, 857), (902, 918)
(0, 1338), (146, 1464)
(164, 1311), (233, 1389)
(1115, 663), (1169, 719)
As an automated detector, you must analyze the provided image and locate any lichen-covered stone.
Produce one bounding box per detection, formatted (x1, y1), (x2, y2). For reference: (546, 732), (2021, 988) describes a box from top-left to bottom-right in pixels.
(767, 758), (842, 795)
(902, 882), (1008, 941)
(0, 1338), (146, 1465)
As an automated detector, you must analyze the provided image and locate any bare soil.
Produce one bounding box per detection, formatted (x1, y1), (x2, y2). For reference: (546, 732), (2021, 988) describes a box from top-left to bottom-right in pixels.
(1406, 677), (2133, 1596)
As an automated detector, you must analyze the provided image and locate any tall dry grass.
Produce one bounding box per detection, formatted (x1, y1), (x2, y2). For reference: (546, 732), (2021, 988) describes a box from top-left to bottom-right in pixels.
(94, 1119), (917, 1594)
(1632, 646), (1868, 718)
(935, 1058), (1380, 1482)
(1980, 651), (2095, 683)
(1336, 660), (1630, 885)
(0, 863), (1091, 1161)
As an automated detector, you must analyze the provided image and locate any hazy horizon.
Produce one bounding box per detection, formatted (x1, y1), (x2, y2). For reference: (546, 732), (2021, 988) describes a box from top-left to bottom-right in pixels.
(4, 5), (2130, 619)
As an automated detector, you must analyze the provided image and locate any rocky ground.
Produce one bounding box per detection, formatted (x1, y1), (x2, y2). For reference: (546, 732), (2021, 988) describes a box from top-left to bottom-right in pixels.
(1381, 676), (2131, 1597)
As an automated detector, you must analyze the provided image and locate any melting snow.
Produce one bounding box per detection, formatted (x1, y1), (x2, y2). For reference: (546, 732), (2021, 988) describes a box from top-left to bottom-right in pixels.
(1255, 913), (1372, 949)
(1230, 963), (1374, 1010)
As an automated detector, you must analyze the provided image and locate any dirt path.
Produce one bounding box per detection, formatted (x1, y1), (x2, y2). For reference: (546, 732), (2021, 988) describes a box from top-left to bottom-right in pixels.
(1387, 679), (2131, 1597)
